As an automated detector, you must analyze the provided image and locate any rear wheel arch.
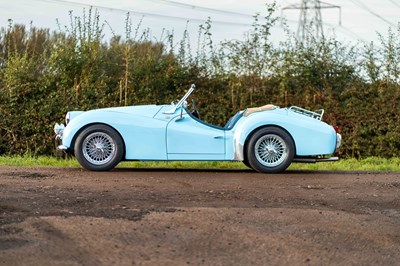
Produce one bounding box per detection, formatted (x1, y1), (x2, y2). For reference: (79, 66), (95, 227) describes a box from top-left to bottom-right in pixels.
(244, 125), (296, 156)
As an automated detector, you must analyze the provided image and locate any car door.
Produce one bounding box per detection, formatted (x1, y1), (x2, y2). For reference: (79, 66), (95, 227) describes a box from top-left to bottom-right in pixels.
(166, 110), (226, 160)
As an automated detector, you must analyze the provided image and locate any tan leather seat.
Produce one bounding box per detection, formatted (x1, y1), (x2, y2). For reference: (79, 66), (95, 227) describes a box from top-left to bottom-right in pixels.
(243, 104), (277, 117)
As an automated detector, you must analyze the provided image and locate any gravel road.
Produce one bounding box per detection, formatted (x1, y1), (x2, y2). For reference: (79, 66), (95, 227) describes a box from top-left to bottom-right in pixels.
(0, 166), (399, 265)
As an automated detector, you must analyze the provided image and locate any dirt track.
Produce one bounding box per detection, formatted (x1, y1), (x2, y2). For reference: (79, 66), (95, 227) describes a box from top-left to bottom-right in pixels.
(0, 166), (399, 265)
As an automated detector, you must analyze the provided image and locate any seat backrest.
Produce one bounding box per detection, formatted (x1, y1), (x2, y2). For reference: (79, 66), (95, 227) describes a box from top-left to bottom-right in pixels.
(243, 104), (277, 117)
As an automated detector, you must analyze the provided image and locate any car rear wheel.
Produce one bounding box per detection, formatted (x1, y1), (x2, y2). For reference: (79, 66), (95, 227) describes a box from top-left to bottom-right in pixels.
(246, 127), (294, 173)
(74, 124), (124, 171)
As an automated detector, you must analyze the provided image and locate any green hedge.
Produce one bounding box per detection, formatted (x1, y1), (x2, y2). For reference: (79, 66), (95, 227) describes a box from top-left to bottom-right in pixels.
(1, 7), (400, 158)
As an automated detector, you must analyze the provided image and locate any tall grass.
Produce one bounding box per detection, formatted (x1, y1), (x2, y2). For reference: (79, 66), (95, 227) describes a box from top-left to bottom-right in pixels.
(0, 156), (79, 167)
(1, 156), (399, 172)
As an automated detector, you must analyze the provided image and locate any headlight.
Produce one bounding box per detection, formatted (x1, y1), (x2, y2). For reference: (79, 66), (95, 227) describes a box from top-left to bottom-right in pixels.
(65, 112), (71, 125)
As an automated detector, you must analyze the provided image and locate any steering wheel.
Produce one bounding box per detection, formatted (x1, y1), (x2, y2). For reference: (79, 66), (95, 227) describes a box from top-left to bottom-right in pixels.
(191, 100), (200, 119)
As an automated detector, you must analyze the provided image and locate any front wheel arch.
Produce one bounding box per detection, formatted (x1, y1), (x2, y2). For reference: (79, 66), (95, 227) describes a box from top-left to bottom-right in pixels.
(71, 123), (126, 159)
(244, 126), (296, 173)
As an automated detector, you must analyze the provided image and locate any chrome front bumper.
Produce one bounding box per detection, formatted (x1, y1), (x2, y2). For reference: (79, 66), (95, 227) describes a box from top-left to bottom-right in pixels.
(54, 123), (65, 141)
(57, 145), (68, 151)
(54, 123), (67, 152)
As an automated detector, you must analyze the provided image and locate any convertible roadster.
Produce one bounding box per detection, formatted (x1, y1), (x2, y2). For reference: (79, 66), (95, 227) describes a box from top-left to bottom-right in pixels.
(54, 84), (341, 173)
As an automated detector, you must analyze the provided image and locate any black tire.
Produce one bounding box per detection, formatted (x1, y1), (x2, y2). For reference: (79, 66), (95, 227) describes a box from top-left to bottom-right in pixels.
(242, 156), (253, 169)
(74, 124), (124, 171)
(246, 127), (295, 173)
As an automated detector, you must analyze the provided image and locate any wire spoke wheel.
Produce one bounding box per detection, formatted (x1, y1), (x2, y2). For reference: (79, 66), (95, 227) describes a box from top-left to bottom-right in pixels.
(82, 132), (116, 165)
(246, 127), (294, 173)
(75, 125), (124, 171)
(254, 134), (287, 167)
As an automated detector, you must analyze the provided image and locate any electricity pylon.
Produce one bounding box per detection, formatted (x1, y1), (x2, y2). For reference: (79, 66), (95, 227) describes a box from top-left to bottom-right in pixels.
(282, 0), (341, 42)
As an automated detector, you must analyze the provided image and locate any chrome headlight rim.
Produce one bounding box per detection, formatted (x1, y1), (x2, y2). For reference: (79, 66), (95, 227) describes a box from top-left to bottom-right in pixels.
(65, 112), (71, 125)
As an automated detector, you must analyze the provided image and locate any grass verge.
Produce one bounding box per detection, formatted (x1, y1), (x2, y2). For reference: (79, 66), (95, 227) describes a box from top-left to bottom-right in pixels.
(0, 156), (400, 172)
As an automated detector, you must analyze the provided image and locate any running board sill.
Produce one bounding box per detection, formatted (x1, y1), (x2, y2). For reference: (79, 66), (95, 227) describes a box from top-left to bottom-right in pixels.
(293, 157), (339, 163)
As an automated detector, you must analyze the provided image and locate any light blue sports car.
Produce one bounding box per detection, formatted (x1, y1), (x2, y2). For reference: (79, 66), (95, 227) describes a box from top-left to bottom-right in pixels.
(54, 84), (341, 173)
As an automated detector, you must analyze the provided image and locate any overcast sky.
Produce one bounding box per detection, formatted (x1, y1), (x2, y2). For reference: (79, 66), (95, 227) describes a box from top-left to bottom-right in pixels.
(0, 0), (399, 47)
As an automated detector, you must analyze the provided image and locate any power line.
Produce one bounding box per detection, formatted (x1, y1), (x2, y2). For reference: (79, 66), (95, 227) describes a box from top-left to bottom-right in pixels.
(349, 0), (396, 27)
(285, 17), (368, 44)
(329, 24), (369, 44)
(388, 0), (400, 8)
(33, 0), (254, 27)
(147, 0), (254, 19)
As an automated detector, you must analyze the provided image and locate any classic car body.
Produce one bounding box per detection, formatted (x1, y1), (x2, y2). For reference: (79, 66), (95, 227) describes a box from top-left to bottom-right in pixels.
(54, 84), (341, 173)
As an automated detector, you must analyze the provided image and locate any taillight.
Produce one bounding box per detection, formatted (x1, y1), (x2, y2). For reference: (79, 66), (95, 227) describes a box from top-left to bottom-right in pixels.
(333, 126), (339, 133)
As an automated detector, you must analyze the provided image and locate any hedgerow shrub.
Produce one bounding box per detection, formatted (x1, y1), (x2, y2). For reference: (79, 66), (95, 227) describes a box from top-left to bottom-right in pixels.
(1, 6), (400, 158)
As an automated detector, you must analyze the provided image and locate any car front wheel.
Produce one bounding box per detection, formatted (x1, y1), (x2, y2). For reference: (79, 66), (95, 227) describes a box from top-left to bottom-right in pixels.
(74, 124), (124, 171)
(246, 127), (294, 173)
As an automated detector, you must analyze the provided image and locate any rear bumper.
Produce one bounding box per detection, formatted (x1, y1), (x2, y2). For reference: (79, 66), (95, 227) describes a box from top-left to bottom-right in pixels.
(335, 133), (342, 152)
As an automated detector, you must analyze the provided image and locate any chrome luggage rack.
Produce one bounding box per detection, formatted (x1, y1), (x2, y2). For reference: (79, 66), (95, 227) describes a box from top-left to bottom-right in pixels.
(289, 106), (324, 121)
